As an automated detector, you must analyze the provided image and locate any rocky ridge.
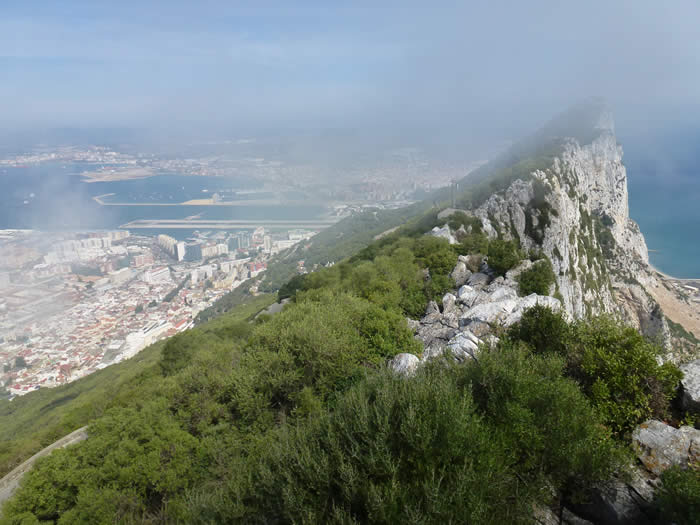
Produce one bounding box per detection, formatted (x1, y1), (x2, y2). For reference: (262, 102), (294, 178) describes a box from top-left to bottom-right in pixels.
(393, 254), (560, 370)
(471, 120), (671, 346)
(387, 109), (699, 524)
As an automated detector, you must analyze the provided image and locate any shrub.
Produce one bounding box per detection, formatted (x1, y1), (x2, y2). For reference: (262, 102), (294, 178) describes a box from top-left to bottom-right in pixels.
(236, 343), (623, 523)
(460, 341), (624, 497)
(508, 304), (571, 357)
(509, 308), (683, 437)
(457, 233), (490, 257)
(516, 258), (556, 296)
(245, 368), (527, 524)
(487, 239), (521, 276)
(653, 466), (700, 525)
(1, 401), (202, 523)
(412, 236), (457, 276)
(569, 317), (683, 435)
(227, 290), (421, 427)
(445, 212), (483, 234)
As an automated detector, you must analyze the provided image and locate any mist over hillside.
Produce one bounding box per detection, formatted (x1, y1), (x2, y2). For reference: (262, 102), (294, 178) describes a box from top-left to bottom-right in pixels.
(1, 2), (700, 524)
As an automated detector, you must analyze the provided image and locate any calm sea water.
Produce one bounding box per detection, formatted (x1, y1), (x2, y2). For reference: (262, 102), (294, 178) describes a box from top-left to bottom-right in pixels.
(0, 163), (325, 231)
(1, 149), (697, 278)
(624, 130), (700, 278)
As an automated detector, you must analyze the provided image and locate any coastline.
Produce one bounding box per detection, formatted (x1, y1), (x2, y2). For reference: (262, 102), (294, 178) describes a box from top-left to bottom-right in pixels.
(649, 263), (700, 283)
(646, 263), (700, 342)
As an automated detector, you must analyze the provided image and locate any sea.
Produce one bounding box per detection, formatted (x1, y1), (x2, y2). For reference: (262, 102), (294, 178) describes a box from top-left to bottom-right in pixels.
(0, 163), (326, 238)
(624, 128), (700, 279)
(0, 143), (697, 278)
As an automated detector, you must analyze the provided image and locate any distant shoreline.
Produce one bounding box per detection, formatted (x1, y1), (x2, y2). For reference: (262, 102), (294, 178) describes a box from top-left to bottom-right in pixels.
(649, 263), (699, 282)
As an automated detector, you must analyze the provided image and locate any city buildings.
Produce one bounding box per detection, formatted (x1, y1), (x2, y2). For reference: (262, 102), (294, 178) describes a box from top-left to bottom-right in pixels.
(0, 227), (313, 398)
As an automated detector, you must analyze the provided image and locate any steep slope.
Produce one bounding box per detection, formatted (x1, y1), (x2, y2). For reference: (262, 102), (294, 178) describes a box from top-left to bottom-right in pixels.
(2, 104), (695, 524)
(462, 104), (673, 355)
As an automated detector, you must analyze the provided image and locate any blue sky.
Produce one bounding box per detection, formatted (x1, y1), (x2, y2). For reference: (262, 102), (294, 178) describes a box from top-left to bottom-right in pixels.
(3, 1), (700, 135)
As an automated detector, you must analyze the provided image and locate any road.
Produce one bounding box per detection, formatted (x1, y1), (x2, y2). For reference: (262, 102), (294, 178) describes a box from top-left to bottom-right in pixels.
(0, 427), (88, 509)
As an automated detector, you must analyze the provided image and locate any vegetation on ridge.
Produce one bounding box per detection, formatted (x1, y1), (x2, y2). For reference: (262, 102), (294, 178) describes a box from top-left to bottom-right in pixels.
(1, 207), (686, 523)
(3, 103), (690, 523)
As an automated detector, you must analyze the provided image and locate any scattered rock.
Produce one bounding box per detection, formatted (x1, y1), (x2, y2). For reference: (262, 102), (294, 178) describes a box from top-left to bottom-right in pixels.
(388, 353), (420, 376)
(468, 321), (493, 338)
(421, 345), (446, 362)
(446, 331), (482, 361)
(459, 254), (483, 273)
(457, 286), (488, 308)
(442, 293), (458, 314)
(484, 276), (505, 292)
(503, 294), (561, 327)
(406, 318), (420, 332)
(467, 272), (490, 288)
(461, 299), (519, 326)
(680, 359), (700, 414)
(632, 420), (700, 476)
(450, 261), (471, 287)
(425, 301), (440, 316)
(487, 287), (518, 302)
(429, 225), (458, 245)
(534, 505), (595, 525)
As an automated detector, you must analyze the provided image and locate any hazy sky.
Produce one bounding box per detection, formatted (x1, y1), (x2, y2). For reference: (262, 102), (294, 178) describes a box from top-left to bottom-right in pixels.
(3, 1), (700, 136)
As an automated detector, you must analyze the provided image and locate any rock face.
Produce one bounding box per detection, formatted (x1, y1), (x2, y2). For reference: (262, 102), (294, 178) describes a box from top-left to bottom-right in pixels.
(680, 360), (700, 414)
(469, 123), (670, 350)
(632, 420), (700, 475)
(565, 467), (657, 525)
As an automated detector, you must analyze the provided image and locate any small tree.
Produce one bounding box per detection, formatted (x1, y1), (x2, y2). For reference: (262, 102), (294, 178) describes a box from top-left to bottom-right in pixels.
(516, 258), (556, 296)
(487, 239), (520, 276)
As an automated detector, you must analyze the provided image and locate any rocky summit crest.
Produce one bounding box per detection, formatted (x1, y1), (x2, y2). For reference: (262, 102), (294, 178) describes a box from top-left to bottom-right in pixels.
(427, 102), (675, 356)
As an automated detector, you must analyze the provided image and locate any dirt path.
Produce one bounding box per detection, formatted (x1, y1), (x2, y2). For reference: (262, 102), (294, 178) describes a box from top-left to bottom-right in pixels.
(0, 427), (88, 509)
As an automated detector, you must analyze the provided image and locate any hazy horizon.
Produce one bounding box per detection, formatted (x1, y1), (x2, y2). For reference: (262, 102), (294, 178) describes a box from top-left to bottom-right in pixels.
(3, 2), (700, 141)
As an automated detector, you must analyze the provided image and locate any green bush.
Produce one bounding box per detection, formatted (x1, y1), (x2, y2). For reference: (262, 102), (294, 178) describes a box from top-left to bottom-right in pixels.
(445, 211), (483, 234)
(516, 258), (556, 296)
(1, 400), (202, 523)
(226, 289), (421, 428)
(461, 341), (624, 497)
(233, 346), (622, 524)
(653, 466), (700, 525)
(487, 239), (521, 276)
(508, 304), (571, 357)
(569, 317), (682, 435)
(457, 232), (490, 257)
(509, 307), (683, 436)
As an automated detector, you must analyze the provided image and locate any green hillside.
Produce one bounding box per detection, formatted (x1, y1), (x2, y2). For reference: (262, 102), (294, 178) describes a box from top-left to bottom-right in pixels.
(0, 210), (687, 523)
(2, 103), (694, 523)
(0, 294), (275, 478)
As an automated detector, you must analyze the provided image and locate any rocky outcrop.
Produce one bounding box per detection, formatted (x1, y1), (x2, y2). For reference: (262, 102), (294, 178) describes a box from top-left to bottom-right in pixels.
(428, 225), (458, 245)
(632, 420), (700, 475)
(565, 467), (658, 525)
(409, 258), (559, 365)
(465, 120), (674, 355)
(680, 360), (700, 414)
(388, 353), (420, 376)
(449, 261), (471, 287)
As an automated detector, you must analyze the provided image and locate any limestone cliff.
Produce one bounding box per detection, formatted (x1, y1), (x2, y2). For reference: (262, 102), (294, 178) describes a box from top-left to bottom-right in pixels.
(469, 109), (672, 351)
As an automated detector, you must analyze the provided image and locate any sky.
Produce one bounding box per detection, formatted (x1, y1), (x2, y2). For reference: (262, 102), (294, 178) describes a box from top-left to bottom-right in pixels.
(3, 1), (700, 138)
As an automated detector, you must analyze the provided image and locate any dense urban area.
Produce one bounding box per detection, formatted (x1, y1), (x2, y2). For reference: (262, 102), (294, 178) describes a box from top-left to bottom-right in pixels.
(0, 226), (316, 399)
